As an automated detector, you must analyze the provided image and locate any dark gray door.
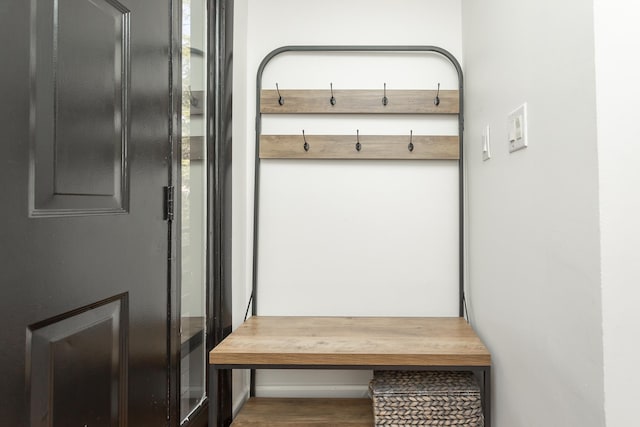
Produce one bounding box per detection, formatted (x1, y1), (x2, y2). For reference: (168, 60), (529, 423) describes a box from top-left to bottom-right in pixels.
(0, 0), (173, 425)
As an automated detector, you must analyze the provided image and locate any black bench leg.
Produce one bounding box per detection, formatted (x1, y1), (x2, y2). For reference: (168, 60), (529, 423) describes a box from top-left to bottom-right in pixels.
(483, 366), (492, 427)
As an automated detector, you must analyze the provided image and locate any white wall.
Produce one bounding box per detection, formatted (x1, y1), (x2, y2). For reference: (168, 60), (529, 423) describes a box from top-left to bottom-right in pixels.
(461, 0), (605, 425)
(593, 1), (640, 425)
(258, 56), (460, 318)
(233, 0), (463, 406)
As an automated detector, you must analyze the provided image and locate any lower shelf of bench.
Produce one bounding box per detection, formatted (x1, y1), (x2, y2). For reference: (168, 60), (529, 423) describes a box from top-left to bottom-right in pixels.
(231, 397), (374, 426)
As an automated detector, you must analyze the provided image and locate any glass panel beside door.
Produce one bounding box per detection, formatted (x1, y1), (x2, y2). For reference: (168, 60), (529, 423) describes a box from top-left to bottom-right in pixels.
(180, 0), (207, 422)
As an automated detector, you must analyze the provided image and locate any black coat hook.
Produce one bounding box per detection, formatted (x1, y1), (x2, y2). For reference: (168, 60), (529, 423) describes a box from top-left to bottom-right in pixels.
(302, 130), (309, 152)
(382, 83), (388, 106)
(330, 83), (336, 106)
(276, 83), (284, 106)
(356, 129), (361, 152)
(434, 83), (440, 106)
(408, 130), (414, 152)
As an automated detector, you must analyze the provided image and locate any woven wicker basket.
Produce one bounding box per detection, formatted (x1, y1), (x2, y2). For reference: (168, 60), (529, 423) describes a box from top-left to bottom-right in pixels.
(369, 371), (484, 426)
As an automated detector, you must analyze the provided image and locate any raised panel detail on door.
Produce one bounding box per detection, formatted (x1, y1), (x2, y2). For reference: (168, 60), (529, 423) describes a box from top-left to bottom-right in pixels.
(26, 294), (128, 427)
(29, 0), (130, 217)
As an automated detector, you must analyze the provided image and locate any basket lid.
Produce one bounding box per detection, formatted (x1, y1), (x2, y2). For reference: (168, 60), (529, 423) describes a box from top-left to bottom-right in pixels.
(370, 371), (480, 396)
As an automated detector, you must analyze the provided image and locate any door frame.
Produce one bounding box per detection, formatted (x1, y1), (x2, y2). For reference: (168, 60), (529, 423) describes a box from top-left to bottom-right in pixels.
(168, 0), (233, 425)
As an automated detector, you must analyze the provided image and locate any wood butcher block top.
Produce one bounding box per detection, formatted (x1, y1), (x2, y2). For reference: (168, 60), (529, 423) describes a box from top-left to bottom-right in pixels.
(209, 316), (491, 367)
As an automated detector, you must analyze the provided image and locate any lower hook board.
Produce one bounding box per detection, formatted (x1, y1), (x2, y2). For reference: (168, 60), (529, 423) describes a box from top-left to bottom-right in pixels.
(259, 134), (459, 160)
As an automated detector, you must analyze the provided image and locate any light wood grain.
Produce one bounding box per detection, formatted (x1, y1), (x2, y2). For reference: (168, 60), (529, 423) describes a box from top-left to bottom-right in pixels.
(260, 134), (459, 160)
(261, 89), (459, 114)
(210, 317), (491, 367)
(231, 398), (373, 427)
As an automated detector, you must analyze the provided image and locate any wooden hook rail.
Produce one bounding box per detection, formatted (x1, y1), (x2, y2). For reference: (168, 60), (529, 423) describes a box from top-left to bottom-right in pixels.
(260, 134), (459, 160)
(261, 89), (459, 114)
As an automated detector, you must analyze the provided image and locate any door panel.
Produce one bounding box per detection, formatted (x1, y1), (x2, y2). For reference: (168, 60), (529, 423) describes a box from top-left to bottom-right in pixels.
(30, 0), (129, 214)
(27, 295), (127, 427)
(0, 0), (172, 425)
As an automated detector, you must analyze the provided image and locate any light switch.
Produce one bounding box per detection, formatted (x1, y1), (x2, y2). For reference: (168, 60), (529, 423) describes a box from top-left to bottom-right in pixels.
(482, 125), (491, 161)
(512, 115), (522, 140)
(508, 103), (528, 153)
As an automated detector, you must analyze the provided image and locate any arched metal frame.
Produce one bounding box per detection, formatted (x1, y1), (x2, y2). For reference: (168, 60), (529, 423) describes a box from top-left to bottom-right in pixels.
(251, 45), (465, 318)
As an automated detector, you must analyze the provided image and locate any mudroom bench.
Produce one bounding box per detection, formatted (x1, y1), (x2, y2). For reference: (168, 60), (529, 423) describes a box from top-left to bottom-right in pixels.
(208, 316), (491, 426)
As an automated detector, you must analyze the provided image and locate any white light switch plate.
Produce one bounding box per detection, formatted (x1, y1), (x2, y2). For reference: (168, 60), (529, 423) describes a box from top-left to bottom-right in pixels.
(508, 103), (528, 153)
